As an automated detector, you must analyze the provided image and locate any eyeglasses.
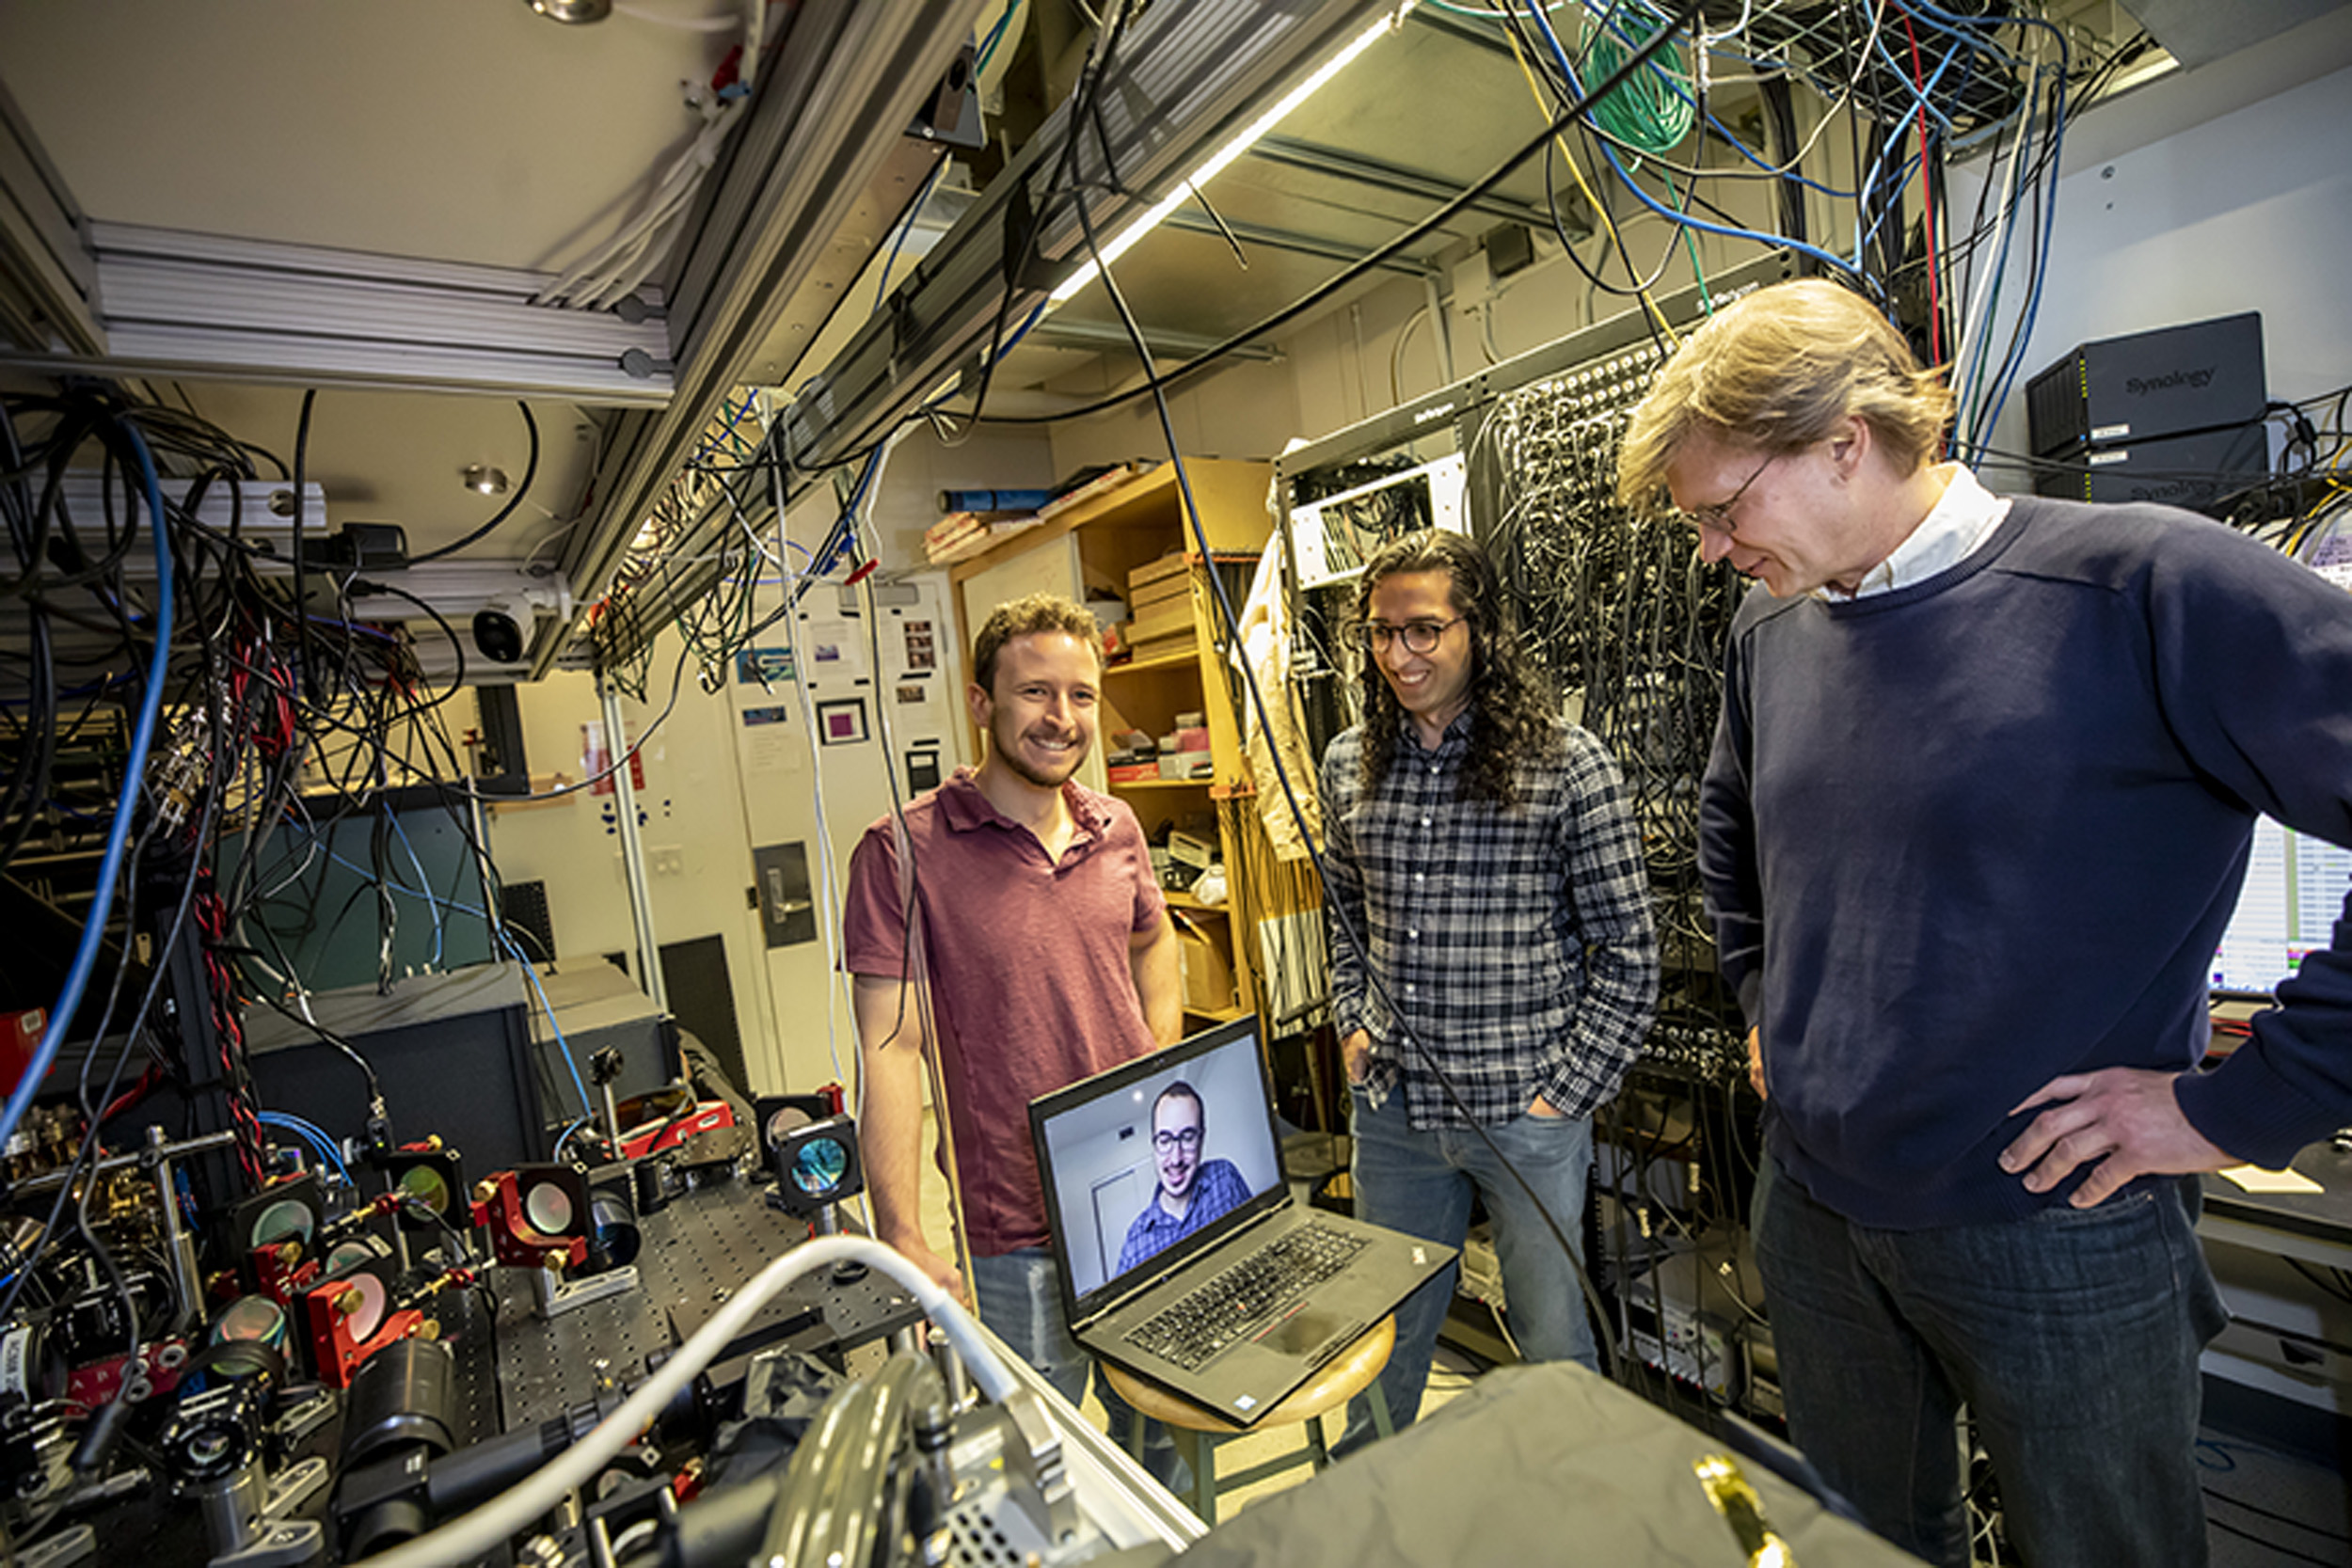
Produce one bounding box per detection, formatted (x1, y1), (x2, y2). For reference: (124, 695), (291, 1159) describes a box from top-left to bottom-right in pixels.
(1356, 616), (1465, 655)
(1680, 451), (1778, 537)
(1152, 1128), (1202, 1152)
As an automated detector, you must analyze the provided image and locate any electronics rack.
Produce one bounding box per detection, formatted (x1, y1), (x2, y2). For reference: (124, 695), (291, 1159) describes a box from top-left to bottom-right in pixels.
(1277, 252), (1796, 1085)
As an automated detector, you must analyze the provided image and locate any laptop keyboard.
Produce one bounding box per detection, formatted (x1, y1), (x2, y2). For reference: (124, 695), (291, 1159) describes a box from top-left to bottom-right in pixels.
(1123, 1221), (1370, 1370)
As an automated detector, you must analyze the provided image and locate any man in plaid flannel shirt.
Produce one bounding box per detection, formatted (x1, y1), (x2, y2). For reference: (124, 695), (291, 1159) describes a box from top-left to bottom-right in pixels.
(1320, 528), (1659, 1449)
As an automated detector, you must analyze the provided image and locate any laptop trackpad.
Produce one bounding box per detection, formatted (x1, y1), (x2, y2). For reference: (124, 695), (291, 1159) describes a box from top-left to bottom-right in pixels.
(1255, 1307), (1363, 1369)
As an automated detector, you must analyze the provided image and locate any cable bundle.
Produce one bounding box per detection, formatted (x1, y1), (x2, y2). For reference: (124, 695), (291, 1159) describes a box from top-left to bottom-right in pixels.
(1478, 357), (1747, 1081)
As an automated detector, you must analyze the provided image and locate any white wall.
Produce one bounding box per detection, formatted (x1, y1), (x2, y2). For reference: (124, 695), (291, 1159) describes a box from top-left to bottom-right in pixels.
(1275, 162), (1790, 456)
(1045, 354), (1303, 474)
(484, 657), (779, 1092)
(865, 423), (1057, 569)
(483, 428), (1025, 1102)
(1980, 52), (2352, 470)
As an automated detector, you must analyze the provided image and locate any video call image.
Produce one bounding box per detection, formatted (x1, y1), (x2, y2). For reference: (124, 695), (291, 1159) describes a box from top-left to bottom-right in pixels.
(1040, 1035), (1283, 1299)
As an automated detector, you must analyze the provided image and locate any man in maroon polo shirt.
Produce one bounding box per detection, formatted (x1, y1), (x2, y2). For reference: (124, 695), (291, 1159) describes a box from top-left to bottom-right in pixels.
(841, 591), (1185, 1479)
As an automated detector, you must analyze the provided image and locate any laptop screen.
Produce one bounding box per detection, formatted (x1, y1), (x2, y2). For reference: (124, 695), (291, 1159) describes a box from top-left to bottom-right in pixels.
(1029, 1018), (1289, 1320)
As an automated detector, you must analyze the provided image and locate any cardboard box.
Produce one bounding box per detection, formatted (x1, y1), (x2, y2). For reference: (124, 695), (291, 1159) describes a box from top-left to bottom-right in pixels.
(1129, 594), (1194, 644)
(1130, 572), (1191, 611)
(1174, 914), (1237, 1014)
(1128, 550), (1191, 592)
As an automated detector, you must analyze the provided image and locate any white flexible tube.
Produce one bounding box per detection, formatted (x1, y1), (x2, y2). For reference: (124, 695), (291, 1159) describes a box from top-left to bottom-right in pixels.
(363, 1234), (1015, 1568)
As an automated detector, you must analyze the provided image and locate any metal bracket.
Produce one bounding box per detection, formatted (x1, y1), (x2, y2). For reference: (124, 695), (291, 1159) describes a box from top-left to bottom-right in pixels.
(17, 1525), (95, 1568)
(211, 1518), (322, 1568)
(530, 1262), (641, 1319)
(996, 1388), (1079, 1545)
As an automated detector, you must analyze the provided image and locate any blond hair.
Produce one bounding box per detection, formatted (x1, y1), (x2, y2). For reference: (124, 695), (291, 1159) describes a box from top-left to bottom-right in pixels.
(971, 593), (1101, 693)
(1616, 279), (1955, 509)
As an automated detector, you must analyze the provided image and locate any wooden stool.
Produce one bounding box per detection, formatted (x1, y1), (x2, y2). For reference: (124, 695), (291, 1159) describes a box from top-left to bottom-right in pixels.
(1103, 1314), (1397, 1525)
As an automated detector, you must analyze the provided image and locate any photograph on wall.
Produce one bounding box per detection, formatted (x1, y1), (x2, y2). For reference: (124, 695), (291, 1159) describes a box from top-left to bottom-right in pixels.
(735, 646), (796, 687)
(902, 619), (937, 673)
(801, 614), (868, 682)
(896, 683), (926, 705)
(816, 698), (869, 747)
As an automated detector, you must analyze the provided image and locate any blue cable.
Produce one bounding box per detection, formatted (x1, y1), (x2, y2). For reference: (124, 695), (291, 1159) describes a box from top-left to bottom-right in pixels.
(501, 929), (594, 1123)
(1, 422), (176, 1149)
(807, 446), (887, 578)
(1702, 110), (1856, 199)
(1967, 58), (2069, 447)
(1851, 143), (1924, 271)
(1600, 121), (1867, 283)
(383, 808), (447, 969)
(976, 0), (1021, 71)
(258, 1116), (342, 1180)
(920, 301), (1047, 428)
(262, 1105), (342, 1157)
(867, 4), (1020, 324)
(259, 1111), (349, 1182)
(1522, 2), (1866, 284)
(552, 1117), (593, 1164)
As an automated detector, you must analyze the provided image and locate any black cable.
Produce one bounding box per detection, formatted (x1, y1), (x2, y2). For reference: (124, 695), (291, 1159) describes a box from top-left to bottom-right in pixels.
(2201, 1512), (2345, 1566)
(803, 0), (1714, 455)
(1058, 4), (1722, 1385)
(2202, 1485), (2352, 1544)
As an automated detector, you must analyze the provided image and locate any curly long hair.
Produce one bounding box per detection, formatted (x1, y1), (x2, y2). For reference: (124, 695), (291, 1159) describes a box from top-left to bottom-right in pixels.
(1351, 530), (1558, 808)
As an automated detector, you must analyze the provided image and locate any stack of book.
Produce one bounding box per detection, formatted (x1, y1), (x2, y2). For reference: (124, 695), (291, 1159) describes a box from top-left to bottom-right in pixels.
(1121, 551), (1195, 660)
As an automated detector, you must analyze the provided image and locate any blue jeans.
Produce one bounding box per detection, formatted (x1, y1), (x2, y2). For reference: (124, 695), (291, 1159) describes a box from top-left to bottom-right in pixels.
(1753, 1156), (2227, 1568)
(1339, 1085), (1597, 1450)
(966, 1247), (1192, 1495)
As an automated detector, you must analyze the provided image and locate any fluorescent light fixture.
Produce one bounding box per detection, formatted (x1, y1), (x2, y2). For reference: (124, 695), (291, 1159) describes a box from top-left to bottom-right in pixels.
(1047, 3), (1417, 306)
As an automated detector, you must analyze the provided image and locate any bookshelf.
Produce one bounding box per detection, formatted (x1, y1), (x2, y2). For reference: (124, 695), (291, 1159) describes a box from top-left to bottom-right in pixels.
(952, 459), (1273, 1026)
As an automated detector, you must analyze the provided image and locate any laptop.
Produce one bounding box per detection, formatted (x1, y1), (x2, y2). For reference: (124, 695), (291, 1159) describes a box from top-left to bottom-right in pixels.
(1029, 1017), (1453, 1425)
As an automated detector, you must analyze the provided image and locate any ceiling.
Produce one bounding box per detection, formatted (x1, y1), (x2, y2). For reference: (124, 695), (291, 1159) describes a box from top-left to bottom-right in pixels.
(0, 0), (997, 674)
(0, 0), (752, 558)
(0, 0), (2265, 678)
(0, 0), (1533, 678)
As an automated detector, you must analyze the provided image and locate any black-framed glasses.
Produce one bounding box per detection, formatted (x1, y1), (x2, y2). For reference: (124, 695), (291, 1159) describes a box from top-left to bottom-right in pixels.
(1152, 1128), (1202, 1152)
(1357, 616), (1465, 656)
(1680, 451), (1779, 536)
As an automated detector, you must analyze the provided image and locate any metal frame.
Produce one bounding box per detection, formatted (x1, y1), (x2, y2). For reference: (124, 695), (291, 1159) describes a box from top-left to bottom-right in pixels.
(0, 74), (101, 356)
(544, 0), (986, 676)
(56, 223), (676, 404)
(762, 0), (1406, 480)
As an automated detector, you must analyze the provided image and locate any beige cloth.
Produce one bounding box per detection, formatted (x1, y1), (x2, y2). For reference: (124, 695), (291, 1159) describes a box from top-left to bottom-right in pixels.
(1232, 525), (1321, 860)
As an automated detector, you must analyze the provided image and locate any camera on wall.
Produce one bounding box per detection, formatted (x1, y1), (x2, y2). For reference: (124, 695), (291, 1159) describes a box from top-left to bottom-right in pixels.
(472, 586), (554, 664)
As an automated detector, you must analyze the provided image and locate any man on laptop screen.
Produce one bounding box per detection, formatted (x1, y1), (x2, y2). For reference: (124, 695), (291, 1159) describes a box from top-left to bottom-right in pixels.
(1117, 1082), (1250, 1273)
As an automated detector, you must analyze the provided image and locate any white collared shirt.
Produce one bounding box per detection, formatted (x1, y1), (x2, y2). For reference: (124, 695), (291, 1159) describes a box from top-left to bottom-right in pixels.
(1823, 464), (2012, 601)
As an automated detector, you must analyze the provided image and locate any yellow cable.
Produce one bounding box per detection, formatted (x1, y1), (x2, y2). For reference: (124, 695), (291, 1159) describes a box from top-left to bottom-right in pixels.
(1506, 24), (1679, 347)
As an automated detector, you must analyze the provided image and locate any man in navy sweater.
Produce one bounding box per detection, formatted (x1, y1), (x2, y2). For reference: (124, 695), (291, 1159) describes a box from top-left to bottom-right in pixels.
(1617, 279), (2352, 1568)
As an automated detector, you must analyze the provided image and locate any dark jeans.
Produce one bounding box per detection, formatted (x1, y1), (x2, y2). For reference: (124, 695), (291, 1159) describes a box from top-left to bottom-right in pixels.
(1338, 1085), (1597, 1451)
(967, 1247), (1192, 1496)
(1753, 1155), (2228, 1568)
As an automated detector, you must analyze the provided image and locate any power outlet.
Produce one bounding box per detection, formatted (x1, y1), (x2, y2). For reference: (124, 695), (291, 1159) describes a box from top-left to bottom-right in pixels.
(649, 846), (683, 877)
